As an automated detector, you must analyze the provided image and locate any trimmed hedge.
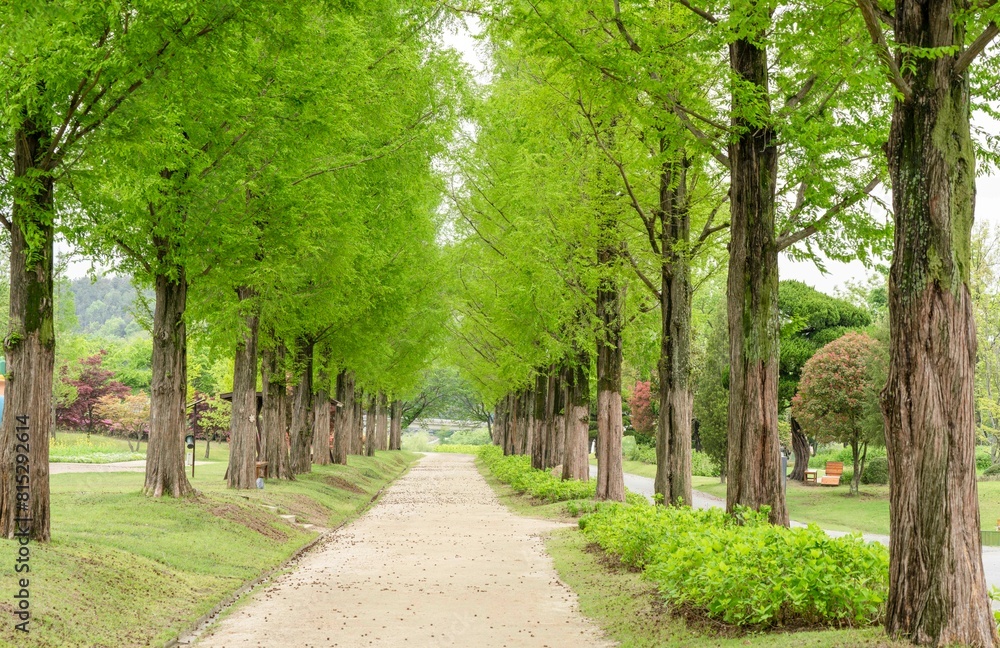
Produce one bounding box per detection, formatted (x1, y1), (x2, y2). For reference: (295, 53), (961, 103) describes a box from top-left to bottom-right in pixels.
(579, 503), (888, 629)
(479, 445), (596, 501)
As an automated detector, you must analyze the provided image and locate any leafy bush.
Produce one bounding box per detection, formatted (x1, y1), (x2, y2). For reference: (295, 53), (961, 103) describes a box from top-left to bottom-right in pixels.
(442, 428), (491, 446)
(479, 445), (596, 502)
(580, 503), (888, 629)
(431, 444), (483, 454)
(623, 436), (657, 463)
(691, 450), (720, 477)
(401, 432), (435, 452)
(977, 449), (993, 472)
(861, 457), (889, 485)
(983, 463), (1000, 478)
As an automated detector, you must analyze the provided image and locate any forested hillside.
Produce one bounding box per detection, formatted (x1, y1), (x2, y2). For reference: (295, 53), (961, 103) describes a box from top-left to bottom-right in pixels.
(68, 276), (147, 338)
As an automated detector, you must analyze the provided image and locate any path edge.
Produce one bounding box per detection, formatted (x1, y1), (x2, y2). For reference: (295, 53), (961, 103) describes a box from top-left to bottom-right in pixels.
(164, 458), (416, 648)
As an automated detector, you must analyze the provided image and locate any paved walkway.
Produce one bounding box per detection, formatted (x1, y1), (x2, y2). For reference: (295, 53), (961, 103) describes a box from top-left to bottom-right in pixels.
(196, 454), (612, 648)
(50, 459), (210, 474)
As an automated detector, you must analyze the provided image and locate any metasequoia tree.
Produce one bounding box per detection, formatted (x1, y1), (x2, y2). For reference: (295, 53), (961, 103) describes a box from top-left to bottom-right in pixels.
(855, 0), (1000, 640)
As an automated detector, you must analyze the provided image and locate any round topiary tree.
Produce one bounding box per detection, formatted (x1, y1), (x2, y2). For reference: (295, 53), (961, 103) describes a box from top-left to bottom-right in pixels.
(792, 331), (885, 495)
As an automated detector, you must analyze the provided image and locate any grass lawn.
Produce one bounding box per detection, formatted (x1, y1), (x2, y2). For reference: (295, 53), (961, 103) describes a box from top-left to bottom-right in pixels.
(481, 458), (904, 647)
(0, 448), (418, 647)
(49, 431), (146, 463)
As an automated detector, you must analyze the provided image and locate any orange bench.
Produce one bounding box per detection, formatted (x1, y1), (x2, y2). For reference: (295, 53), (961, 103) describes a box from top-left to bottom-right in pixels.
(820, 461), (843, 486)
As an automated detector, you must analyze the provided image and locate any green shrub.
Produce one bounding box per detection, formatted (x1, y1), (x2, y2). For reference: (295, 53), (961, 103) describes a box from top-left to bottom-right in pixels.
(442, 428), (491, 446)
(431, 444), (483, 454)
(579, 503), (888, 629)
(622, 436), (656, 463)
(861, 457), (889, 485)
(691, 450), (720, 477)
(977, 449), (993, 472)
(478, 445), (596, 502)
(983, 462), (1000, 478)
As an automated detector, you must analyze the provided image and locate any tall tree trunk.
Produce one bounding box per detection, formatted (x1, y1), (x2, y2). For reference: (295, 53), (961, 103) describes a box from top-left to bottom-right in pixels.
(227, 287), (259, 489)
(333, 370), (352, 465)
(553, 367), (567, 469)
(655, 155), (693, 507)
(288, 339), (314, 474)
(790, 417), (809, 482)
(365, 396), (377, 457)
(0, 121), (54, 540)
(532, 374), (547, 469)
(596, 238), (626, 502)
(376, 392), (388, 451)
(505, 392), (517, 455)
(144, 259), (193, 498)
(562, 362), (590, 481)
(725, 36), (787, 526)
(882, 6), (996, 640)
(544, 370), (558, 469)
(313, 369), (331, 466)
(352, 396), (364, 455)
(389, 400), (402, 450)
(260, 343), (292, 480)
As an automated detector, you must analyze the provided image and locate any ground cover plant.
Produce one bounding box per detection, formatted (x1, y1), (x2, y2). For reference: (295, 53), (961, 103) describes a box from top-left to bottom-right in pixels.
(579, 502), (889, 629)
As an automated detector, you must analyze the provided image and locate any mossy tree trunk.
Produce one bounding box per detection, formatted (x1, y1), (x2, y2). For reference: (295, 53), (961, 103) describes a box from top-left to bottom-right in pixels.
(289, 338), (314, 474)
(145, 256), (194, 498)
(562, 362), (590, 482)
(531, 374), (547, 469)
(0, 120), (55, 540)
(333, 370), (353, 464)
(655, 155), (693, 507)
(596, 225), (626, 502)
(227, 286), (259, 489)
(882, 2), (996, 640)
(261, 343), (292, 480)
(725, 35), (787, 526)
(313, 369), (331, 466)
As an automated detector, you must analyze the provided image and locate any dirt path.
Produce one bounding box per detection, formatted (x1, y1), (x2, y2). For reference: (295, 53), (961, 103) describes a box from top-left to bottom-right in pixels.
(195, 453), (612, 648)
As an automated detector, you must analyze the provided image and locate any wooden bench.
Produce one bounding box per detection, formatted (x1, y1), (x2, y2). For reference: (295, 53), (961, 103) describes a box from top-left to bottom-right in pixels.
(819, 461), (843, 486)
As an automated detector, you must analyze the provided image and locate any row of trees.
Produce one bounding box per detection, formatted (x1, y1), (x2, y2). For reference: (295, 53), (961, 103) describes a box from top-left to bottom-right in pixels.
(0, 1), (462, 546)
(446, 0), (1000, 643)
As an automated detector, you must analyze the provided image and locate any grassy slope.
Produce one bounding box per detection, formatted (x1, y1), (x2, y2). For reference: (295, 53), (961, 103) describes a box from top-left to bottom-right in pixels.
(480, 459), (905, 647)
(0, 448), (417, 648)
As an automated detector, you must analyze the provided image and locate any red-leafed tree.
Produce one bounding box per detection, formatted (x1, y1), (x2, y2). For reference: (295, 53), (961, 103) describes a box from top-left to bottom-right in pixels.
(792, 332), (884, 495)
(56, 351), (130, 434)
(628, 381), (656, 441)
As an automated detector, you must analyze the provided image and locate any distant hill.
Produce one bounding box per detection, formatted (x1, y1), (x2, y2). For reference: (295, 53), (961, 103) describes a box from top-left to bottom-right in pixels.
(69, 276), (150, 338)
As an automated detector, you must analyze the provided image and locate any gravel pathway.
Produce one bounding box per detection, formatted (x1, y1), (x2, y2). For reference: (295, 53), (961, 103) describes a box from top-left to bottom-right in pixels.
(196, 453), (612, 648)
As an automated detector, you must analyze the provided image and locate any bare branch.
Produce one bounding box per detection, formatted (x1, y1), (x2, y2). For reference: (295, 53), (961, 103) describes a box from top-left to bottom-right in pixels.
(856, 0), (913, 102)
(675, 0), (719, 24)
(954, 22), (1000, 75)
(777, 176), (881, 251)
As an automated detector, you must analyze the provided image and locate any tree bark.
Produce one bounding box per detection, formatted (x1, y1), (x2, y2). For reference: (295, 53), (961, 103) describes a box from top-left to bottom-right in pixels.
(144, 261), (194, 498)
(376, 392), (388, 451)
(655, 155), (693, 507)
(0, 120), (55, 540)
(261, 343), (292, 480)
(882, 3), (996, 639)
(333, 370), (353, 464)
(288, 339), (314, 474)
(365, 395), (377, 457)
(313, 370), (331, 466)
(504, 392), (517, 455)
(725, 36), (787, 526)
(227, 287), (259, 489)
(544, 370), (558, 469)
(389, 400), (402, 450)
(532, 374), (547, 469)
(790, 417), (809, 482)
(352, 396), (364, 455)
(596, 238), (626, 502)
(562, 362), (590, 481)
